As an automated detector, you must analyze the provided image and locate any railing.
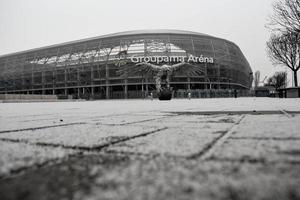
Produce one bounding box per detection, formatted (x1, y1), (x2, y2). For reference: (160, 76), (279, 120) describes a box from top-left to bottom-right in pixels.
(174, 89), (251, 98)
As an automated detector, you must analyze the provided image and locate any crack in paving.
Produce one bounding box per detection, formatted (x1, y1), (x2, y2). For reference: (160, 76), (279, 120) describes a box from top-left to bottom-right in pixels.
(188, 115), (246, 160)
(0, 122), (87, 134)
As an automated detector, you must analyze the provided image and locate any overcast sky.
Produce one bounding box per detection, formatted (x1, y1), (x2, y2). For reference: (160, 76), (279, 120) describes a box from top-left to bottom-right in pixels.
(0, 0), (295, 85)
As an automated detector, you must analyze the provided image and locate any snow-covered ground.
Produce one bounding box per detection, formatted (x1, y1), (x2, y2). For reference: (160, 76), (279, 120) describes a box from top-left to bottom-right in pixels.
(0, 97), (300, 200)
(1, 97), (300, 118)
(0, 97), (300, 173)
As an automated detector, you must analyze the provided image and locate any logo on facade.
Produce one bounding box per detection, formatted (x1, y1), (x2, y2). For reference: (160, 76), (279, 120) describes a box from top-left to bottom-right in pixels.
(114, 50), (128, 66)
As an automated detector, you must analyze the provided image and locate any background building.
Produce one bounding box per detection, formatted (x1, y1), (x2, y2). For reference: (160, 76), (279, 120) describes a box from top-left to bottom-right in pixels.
(0, 30), (253, 99)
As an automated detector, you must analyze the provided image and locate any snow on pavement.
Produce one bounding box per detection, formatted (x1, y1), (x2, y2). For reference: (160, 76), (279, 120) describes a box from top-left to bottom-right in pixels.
(1, 97), (300, 200)
(0, 141), (75, 177)
(0, 124), (164, 148)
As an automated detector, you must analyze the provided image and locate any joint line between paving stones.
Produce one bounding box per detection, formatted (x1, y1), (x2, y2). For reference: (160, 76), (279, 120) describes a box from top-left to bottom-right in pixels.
(83, 127), (169, 151)
(95, 116), (175, 126)
(89, 111), (174, 121)
(229, 136), (300, 141)
(205, 157), (300, 165)
(0, 127), (168, 152)
(0, 122), (86, 134)
(188, 115), (246, 160)
(0, 156), (74, 180)
(279, 109), (293, 118)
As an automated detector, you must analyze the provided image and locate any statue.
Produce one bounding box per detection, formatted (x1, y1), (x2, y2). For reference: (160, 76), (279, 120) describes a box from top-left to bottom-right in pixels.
(117, 61), (204, 100)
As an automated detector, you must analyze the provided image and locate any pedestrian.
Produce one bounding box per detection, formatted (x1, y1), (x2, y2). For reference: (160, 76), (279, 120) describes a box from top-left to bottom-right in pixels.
(234, 89), (237, 98)
(188, 92), (191, 100)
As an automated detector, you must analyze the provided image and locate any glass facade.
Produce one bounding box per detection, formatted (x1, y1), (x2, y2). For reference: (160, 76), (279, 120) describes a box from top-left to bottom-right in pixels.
(0, 30), (253, 99)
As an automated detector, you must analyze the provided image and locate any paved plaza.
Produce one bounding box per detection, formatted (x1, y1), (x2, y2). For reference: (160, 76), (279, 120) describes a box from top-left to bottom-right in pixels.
(0, 98), (300, 200)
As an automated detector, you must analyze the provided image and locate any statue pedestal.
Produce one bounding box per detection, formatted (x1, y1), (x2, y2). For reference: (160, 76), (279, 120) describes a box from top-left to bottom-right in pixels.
(158, 89), (172, 100)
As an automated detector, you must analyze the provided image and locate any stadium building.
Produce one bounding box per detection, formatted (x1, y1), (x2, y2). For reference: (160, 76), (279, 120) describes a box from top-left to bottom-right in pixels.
(0, 30), (253, 99)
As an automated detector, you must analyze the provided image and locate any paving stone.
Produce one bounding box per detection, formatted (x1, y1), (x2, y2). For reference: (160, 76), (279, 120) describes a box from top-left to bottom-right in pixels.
(1, 99), (300, 200)
(209, 138), (300, 162)
(138, 114), (240, 128)
(0, 141), (75, 177)
(1, 154), (300, 200)
(105, 115), (241, 157)
(107, 127), (225, 157)
(91, 114), (168, 125)
(0, 124), (164, 148)
(0, 116), (85, 133)
(230, 114), (300, 138)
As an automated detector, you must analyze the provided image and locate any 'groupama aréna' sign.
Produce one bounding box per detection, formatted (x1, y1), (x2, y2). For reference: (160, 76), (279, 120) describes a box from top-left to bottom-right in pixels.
(129, 55), (214, 64)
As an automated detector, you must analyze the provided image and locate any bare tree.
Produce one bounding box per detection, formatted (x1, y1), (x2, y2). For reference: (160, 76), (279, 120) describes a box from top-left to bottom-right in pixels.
(254, 70), (260, 88)
(266, 32), (300, 86)
(268, 0), (300, 33)
(266, 71), (288, 90)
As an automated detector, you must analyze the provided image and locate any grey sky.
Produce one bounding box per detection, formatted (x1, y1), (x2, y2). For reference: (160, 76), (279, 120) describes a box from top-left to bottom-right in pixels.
(0, 0), (293, 85)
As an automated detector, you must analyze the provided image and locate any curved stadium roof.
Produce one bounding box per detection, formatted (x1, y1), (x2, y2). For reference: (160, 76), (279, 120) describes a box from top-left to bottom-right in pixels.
(0, 29), (231, 58)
